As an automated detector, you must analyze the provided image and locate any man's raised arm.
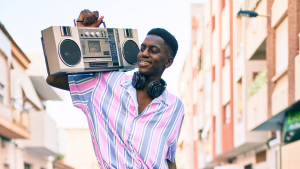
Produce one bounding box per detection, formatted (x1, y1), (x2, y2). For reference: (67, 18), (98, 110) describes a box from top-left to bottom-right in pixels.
(46, 75), (70, 91)
(45, 10), (104, 91)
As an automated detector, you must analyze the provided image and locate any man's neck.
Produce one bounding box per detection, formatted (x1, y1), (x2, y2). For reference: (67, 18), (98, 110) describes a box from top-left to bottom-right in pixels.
(142, 75), (161, 91)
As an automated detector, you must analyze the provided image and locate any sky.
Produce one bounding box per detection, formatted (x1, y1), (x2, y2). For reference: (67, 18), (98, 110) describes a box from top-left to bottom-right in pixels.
(0, 0), (207, 128)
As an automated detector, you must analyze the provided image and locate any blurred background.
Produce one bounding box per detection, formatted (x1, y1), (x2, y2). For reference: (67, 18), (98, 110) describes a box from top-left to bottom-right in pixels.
(0, 0), (300, 168)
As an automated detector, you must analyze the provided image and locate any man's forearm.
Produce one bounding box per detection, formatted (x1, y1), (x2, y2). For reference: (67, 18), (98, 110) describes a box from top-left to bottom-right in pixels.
(46, 75), (70, 91)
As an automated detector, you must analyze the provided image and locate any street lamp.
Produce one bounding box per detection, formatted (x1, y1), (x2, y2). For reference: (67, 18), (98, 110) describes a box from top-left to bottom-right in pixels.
(237, 10), (270, 17)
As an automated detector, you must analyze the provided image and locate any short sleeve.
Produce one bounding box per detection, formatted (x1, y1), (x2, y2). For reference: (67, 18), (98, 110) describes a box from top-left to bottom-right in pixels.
(68, 73), (99, 110)
(166, 112), (185, 162)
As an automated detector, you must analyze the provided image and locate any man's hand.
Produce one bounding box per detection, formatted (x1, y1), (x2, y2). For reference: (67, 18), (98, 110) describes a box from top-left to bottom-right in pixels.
(77, 9), (104, 27)
(167, 159), (176, 169)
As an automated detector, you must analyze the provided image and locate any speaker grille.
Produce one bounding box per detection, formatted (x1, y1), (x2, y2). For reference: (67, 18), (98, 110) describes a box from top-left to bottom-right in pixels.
(59, 39), (81, 66)
(123, 40), (139, 64)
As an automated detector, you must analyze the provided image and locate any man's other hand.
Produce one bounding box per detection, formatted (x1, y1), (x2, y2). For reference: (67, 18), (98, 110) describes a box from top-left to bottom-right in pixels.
(77, 9), (104, 27)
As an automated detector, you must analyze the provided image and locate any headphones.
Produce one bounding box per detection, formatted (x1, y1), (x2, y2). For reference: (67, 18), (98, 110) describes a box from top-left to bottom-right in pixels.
(132, 71), (167, 98)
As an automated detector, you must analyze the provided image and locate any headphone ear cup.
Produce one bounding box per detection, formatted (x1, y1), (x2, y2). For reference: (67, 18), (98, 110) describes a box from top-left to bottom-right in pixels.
(147, 81), (163, 98)
(132, 71), (146, 89)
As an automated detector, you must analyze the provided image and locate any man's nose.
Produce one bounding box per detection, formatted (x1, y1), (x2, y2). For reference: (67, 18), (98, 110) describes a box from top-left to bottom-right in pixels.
(142, 48), (150, 57)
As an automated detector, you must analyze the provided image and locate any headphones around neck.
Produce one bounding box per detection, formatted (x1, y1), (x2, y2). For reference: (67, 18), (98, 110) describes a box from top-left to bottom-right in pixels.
(132, 71), (167, 98)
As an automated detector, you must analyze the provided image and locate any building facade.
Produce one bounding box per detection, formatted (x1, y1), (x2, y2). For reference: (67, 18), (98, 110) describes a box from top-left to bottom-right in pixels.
(179, 0), (300, 169)
(0, 22), (72, 169)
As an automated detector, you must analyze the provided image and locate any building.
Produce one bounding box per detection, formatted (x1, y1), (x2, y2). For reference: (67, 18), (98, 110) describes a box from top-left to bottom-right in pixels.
(179, 0), (300, 169)
(62, 129), (99, 169)
(0, 22), (72, 169)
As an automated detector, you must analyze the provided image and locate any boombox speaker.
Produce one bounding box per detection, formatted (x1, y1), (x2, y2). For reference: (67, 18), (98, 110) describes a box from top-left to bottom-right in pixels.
(41, 26), (139, 75)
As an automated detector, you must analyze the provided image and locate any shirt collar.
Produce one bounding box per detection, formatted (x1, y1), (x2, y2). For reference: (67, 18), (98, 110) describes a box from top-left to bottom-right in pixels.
(121, 78), (169, 106)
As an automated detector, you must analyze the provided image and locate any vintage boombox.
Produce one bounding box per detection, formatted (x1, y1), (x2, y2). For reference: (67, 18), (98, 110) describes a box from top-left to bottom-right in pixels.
(41, 26), (139, 75)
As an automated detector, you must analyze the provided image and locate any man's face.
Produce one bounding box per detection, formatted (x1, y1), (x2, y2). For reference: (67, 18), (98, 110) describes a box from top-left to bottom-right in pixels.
(137, 35), (173, 77)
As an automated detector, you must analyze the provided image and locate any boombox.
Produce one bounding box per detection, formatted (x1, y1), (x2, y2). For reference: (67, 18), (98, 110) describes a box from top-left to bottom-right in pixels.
(41, 26), (139, 75)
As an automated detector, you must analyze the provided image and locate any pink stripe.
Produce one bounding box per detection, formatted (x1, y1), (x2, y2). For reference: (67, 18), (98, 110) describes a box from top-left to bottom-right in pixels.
(123, 99), (135, 148)
(131, 104), (159, 149)
(69, 76), (99, 92)
(116, 140), (125, 168)
(108, 84), (122, 131)
(85, 111), (105, 168)
(92, 72), (111, 167)
(146, 96), (177, 166)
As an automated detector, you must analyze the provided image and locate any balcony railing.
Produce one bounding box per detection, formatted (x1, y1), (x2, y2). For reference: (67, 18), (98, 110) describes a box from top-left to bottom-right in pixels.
(11, 98), (30, 129)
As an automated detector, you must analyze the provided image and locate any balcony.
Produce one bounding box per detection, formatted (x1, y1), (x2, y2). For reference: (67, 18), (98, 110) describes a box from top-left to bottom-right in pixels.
(245, 0), (267, 60)
(23, 111), (58, 156)
(234, 43), (244, 82)
(221, 2), (230, 49)
(271, 0), (288, 27)
(222, 63), (230, 105)
(246, 70), (268, 131)
(0, 103), (30, 139)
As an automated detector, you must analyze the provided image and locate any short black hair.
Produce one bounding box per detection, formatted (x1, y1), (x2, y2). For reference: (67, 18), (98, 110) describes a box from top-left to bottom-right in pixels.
(147, 28), (178, 58)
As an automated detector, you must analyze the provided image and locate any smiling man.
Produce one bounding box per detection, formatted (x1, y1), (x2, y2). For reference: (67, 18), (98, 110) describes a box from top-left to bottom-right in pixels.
(46, 10), (184, 169)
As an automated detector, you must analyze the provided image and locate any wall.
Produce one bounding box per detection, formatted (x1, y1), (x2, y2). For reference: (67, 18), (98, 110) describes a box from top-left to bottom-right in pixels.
(282, 140), (300, 169)
(63, 129), (99, 169)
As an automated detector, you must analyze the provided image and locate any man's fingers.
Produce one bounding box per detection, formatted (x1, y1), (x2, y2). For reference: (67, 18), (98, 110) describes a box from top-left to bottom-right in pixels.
(94, 16), (104, 27)
(78, 10), (102, 27)
(93, 11), (99, 20)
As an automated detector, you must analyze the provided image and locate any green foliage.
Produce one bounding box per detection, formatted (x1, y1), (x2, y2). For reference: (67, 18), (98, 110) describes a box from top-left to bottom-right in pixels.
(56, 156), (65, 161)
(248, 68), (267, 97)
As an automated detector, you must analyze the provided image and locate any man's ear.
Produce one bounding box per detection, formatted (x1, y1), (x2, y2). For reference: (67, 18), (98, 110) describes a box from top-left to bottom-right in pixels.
(165, 57), (174, 68)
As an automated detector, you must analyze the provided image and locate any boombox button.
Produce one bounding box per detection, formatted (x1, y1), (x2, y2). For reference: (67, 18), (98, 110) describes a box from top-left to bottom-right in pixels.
(95, 32), (100, 37)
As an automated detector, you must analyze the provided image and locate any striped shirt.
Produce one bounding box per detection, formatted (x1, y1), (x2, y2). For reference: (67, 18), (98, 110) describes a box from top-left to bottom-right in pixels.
(68, 71), (184, 169)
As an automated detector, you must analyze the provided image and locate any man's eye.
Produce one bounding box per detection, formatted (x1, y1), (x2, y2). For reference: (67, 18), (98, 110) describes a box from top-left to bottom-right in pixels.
(140, 48), (145, 52)
(150, 49), (158, 53)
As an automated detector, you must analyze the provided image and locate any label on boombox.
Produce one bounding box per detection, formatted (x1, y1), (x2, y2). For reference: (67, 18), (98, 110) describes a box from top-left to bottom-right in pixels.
(41, 26), (139, 75)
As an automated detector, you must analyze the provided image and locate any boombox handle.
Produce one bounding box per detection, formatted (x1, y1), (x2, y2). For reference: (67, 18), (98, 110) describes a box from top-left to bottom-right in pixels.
(73, 19), (106, 28)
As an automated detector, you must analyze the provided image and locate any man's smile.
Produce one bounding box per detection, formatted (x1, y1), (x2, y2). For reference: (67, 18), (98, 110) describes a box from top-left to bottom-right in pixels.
(139, 60), (152, 67)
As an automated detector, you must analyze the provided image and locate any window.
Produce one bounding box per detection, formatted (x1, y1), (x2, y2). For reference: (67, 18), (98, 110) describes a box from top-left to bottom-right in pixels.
(237, 78), (243, 123)
(199, 52), (202, 71)
(275, 17), (288, 73)
(236, 15), (242, 51)
(244, 164), (252, 169)
(212, 15), (216, 32)
(212, 66), (216, 82)
(224, 103), (231, 124)
(0, 55), (8, 105)
(0, 94), (3, 104)
(4, 164), (10, 169)
(224, 44), (230, 66)
(253, 72), (258, 80)
(256, 150), (267, 163)
(24, 163), (31, 169)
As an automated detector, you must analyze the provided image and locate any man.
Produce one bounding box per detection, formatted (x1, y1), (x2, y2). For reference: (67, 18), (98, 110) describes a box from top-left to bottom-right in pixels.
(47, 10), (184, 169)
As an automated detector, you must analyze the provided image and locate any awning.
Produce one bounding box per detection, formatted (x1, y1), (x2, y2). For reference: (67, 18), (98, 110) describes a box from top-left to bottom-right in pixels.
(201, 117), (212, 139)
(29, 76), (63, 101)
(11, 58), (43, 110)
(253, 100), (300, 131)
